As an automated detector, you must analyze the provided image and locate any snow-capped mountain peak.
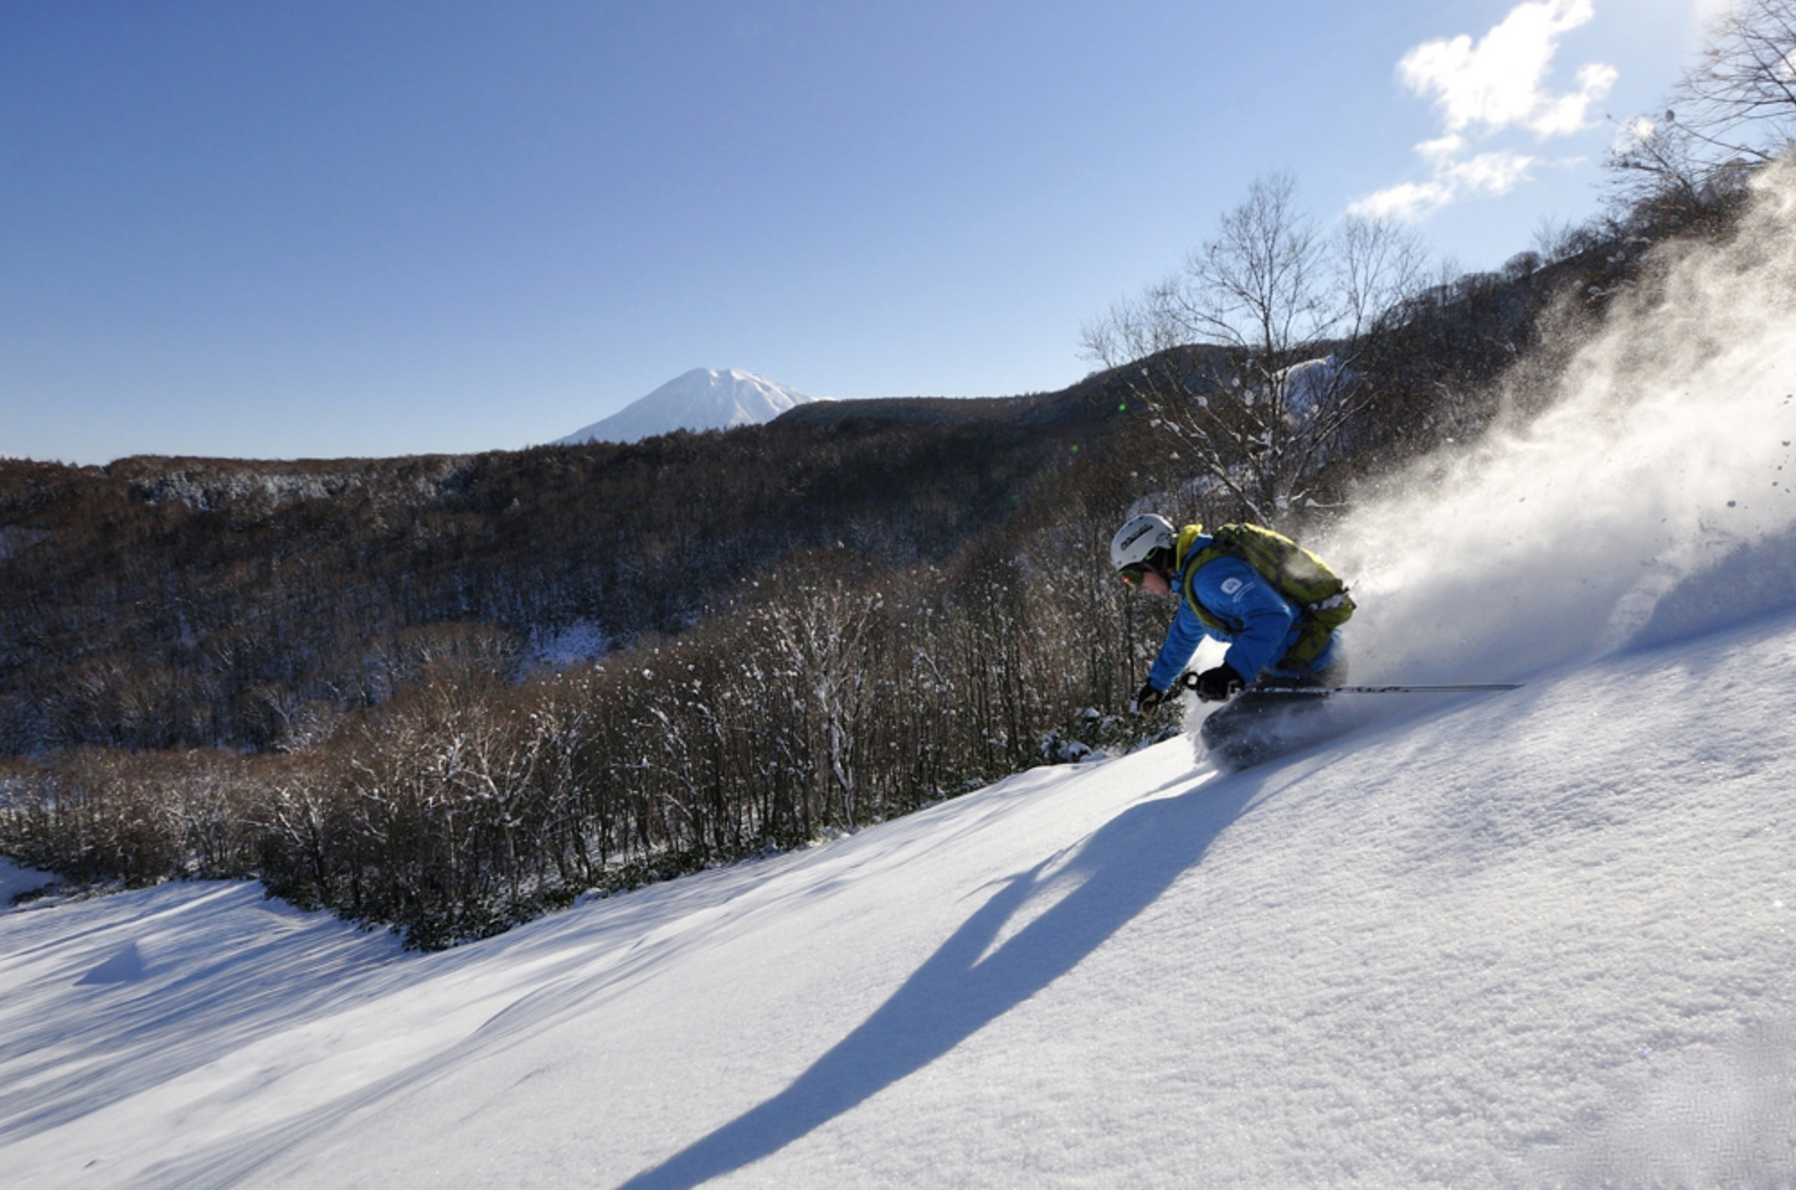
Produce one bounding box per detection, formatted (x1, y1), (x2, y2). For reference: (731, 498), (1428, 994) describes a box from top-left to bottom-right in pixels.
(556, 368), (818, 445)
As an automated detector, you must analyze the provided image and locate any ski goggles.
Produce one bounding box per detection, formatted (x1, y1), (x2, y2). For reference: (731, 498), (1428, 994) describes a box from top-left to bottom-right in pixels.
(1117, 563), (1148, 587)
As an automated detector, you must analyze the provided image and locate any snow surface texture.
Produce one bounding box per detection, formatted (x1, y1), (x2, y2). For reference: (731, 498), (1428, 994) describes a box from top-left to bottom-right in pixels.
(555, 368), (818, 445)
(8, 155), (1796, 1190)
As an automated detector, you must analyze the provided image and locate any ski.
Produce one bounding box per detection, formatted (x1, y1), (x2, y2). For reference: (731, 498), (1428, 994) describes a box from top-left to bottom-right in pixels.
(1240, 682), (1522, 697)
(1177, 673), (1522, 698)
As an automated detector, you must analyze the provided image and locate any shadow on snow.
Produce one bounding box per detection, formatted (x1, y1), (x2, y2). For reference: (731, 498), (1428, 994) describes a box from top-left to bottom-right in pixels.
(617, 762), (1266, 1189)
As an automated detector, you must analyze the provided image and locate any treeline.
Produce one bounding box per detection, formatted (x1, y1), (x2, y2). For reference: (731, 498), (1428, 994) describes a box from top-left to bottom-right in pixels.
(0, 504), (1175, 947)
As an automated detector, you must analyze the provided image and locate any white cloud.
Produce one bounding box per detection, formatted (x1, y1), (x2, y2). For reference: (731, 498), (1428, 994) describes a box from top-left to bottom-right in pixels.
(1353, 0), (1618, 220)
(1348, 181), (1455, 221)
(1449, 150), (1537, 194)
(1349, 151), (1537, 220)
(1417, 134), (1467, 162)
(1528, 61), (1621, 135)
(1399, 0), (1614, 137)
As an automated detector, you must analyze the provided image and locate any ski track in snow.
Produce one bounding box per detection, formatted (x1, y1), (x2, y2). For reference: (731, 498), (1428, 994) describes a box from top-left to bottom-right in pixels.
(4, 606), (1796, 1188)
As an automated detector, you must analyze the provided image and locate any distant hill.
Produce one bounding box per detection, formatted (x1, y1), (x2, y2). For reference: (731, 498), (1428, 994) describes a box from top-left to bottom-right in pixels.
(556, 368), (820, 445)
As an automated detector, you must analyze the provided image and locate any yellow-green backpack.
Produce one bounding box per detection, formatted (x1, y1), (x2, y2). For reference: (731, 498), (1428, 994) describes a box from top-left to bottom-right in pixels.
(1178, 523), (1354, 667)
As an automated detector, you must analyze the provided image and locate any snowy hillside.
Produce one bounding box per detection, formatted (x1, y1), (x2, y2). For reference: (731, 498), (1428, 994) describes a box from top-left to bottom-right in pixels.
(556, 368), (819, 445)
(4, 604), (1795, 1189)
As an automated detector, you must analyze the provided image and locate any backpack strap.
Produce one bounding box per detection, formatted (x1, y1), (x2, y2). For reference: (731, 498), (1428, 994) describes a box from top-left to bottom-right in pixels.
(1173, 525), (1233, 634)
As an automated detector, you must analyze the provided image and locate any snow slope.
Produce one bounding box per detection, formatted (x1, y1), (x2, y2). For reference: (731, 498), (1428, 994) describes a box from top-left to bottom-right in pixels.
(3, 608), (1796, 1189)
(556, 369), (818, 445)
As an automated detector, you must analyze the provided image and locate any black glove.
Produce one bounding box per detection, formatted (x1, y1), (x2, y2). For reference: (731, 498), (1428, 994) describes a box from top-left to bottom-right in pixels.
(1188, 664), (1245, 703)
(1130, 681), (1167, 716)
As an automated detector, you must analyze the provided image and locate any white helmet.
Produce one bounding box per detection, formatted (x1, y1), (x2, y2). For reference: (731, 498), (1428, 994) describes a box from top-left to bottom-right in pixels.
(1110, 514), (1176, 572)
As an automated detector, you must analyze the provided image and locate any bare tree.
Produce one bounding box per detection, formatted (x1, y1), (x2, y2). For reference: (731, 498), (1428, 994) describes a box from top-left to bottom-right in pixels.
(1081, 173), (1427, 527)
(1676, 0), (1796, 162)
(1609, 0), (1796, 223)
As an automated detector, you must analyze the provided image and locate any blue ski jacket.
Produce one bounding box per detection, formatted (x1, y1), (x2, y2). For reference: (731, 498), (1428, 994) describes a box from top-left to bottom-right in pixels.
(1145, 532), (1342, 693)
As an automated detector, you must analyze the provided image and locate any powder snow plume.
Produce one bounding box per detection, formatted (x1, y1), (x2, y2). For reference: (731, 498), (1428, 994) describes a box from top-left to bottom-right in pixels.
(1324, 160), (1796, 687)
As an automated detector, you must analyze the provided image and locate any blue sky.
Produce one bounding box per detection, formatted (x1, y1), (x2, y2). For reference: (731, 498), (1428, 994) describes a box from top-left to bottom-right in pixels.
(3, 0), (1722, 463)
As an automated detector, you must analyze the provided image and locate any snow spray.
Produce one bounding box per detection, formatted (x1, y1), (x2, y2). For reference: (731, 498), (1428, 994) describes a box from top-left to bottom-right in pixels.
(1320, 161), (1796, 686)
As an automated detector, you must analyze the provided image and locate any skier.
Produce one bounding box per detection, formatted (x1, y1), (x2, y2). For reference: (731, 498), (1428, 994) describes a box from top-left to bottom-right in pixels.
(1111, 513), (1352, 767)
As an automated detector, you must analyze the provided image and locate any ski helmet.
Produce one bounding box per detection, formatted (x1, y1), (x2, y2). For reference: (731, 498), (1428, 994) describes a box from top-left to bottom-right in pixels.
(1110, 514), (1176, 573)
